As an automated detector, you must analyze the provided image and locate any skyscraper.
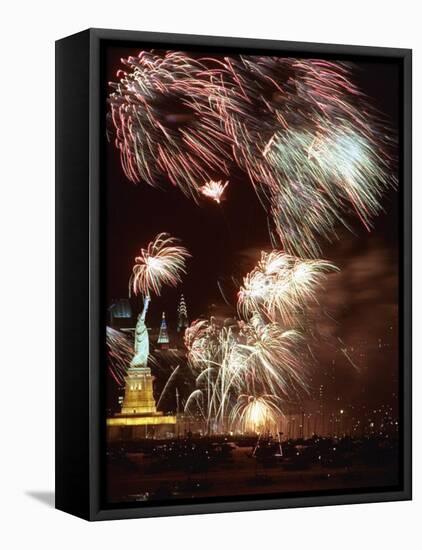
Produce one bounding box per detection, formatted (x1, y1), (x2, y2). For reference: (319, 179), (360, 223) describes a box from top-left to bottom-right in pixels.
(177, 294), (189, 332)
(157, 312), (170, 349)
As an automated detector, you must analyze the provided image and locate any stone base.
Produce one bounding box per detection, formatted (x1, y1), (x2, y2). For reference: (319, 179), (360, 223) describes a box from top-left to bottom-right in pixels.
(107, 414), (177, 441)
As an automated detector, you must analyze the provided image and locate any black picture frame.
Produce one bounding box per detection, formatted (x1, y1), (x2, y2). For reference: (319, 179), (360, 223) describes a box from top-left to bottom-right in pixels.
(55, 28), (412, 521)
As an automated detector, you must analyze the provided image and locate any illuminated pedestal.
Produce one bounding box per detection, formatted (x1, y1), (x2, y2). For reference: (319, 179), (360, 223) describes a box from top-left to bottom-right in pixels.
(107, 366), (176, 441)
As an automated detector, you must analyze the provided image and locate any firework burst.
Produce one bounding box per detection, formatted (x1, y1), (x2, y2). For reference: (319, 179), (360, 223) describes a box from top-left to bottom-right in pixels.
(237, 316), (308, 397)
(200, 180), (229, 204)
(129, 232), (190, 297)
(108, 51), (231, 200)
(184, 314), (309, 433)
(238, 250), (337, 323)
(182, 248), (337, 433)
(185, 320), (241, 431)
(109, 53), (396, 256)
(208, 56), (397, 256)
(230, 394), (283, 434)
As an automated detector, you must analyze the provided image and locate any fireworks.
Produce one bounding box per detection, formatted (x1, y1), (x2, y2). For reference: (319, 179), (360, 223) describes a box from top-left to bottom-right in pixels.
(107, 52), (396, 435)
(230, 395), (283, 433)
(183, 248), (337, 433)
(184, 315), (308, 433)
(236, 317), (307, 396)
(129, 233), (190, 297)
(200, 180), (229, 204)
(108, 51), (231, 200)
(109, 52), (396, 257)
(210, 56), (397, 256)
(238, 250), (337, 323)
(184, 320), (239, 431)
(106, 327), (133, 386)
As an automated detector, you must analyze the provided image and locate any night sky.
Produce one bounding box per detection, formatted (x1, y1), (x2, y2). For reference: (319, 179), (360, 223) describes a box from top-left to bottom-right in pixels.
(104, 46), (400, 410)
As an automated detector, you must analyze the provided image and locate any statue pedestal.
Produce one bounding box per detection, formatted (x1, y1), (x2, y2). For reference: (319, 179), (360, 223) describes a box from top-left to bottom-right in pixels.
(107, 413), (177, 441)
(107, 365), (177, 440)
(120, 366), (157, 415)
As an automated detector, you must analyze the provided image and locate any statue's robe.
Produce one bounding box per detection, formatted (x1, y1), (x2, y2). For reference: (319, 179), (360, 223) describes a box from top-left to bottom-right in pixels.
(130, 296), (150, 368)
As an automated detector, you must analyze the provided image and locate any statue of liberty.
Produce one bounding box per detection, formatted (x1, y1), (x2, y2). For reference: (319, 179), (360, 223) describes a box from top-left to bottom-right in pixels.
(130, 295), (151, 368)
(127, 233), (190, 370)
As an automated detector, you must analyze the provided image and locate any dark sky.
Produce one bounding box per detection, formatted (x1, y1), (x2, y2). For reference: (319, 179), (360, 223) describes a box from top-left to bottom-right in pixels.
(104, 46), (400, 408)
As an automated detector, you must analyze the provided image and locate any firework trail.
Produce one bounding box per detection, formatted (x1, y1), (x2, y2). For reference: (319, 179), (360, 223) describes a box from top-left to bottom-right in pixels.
(108, 51), (231, 200)
(106, 327), (133, 386)
(237, 250), (337, 323)
(206, 56), (397, 256)
(184, 320), (239, 431)
(236, 316), (308, 397)
(156, 365), (181, 409)
(184, 315), (308, 433)
(129, 232), (190, 297)
(200, 180), (229, 204)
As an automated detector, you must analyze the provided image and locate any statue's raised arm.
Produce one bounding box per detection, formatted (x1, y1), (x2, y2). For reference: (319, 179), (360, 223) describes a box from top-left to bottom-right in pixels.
(140, 294), (151, 322)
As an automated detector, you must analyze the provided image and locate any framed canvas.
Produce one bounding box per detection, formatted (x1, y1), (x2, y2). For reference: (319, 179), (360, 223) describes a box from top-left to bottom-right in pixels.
(55, 28), (412, 521)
